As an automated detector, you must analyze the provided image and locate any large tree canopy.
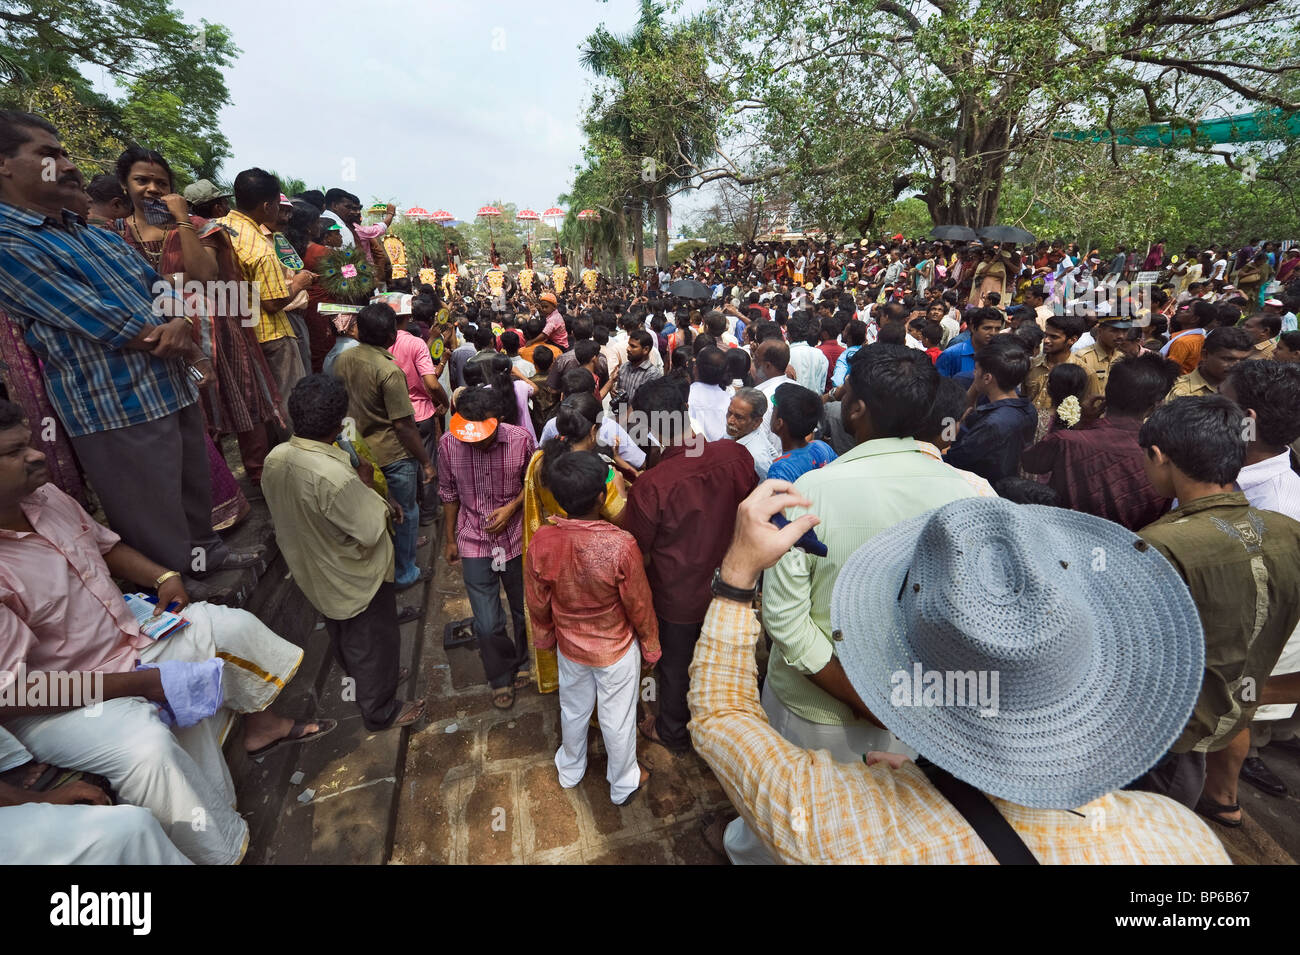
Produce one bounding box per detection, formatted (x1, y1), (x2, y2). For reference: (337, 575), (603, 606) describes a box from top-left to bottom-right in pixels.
(707, 0), (1300, 230)
(0, 0), (238, 182)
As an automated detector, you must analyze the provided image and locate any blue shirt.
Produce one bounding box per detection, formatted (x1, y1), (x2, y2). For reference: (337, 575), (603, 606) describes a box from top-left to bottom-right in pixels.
(944, 396), (1037, 484)
(831, 345), (861, 388)
(0, 201), (194, 437)
(935, 339), (977, 383)
(768, 440), (838, 484)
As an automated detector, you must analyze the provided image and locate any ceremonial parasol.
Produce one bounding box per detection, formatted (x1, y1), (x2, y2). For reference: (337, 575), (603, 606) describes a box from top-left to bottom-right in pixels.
(542, 207), (565, 228)
(430, 209), (454, 223)
(404, 206), (431, 220)
(516, 209), (540, 268)
(577, 209), (601, 221)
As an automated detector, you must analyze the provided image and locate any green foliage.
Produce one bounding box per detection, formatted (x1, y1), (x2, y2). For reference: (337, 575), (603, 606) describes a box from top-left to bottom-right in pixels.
(0, 2), (238, 181)
(669, 239), (706, 264)
(879, 198), (933, 240)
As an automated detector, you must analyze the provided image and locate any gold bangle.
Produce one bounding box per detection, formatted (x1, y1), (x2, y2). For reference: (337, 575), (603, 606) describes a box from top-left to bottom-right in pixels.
(154, 570), (181, 589)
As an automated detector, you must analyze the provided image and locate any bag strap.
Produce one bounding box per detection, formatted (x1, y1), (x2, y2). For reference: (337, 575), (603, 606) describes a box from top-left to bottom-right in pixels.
(916, 757), (1039, 865)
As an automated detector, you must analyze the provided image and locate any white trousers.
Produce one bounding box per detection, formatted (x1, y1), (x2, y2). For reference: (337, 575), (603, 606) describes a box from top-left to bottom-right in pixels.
(0, 804), (192, 864)
(5, 602), (302, 865)
(555, 643), (641, 804)
(723, 680), (915, 865)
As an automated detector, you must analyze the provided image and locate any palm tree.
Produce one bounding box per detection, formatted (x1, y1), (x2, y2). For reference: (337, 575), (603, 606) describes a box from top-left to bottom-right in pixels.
(580, 0), (721, 270)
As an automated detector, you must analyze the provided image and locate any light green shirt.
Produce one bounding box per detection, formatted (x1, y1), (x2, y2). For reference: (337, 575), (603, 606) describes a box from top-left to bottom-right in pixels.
(261, 436), (395, 621)
(762, 437), (979, 725)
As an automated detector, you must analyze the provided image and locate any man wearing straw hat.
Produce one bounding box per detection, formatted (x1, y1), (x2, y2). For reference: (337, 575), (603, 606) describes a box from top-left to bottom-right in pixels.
(689, 484), (1230, 864)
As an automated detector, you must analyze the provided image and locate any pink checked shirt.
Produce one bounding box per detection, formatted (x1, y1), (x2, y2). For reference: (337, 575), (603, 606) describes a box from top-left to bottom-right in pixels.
(0, 484), (152, 676)
(437, 423), (536, 560)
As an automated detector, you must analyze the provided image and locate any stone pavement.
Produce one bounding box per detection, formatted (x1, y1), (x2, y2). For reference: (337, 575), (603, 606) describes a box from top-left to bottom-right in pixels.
(389, 539), (732, 865)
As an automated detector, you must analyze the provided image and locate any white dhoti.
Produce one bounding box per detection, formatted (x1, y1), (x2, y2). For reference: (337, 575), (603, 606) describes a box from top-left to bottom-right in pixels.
(5, 602), (302, 865)
(555, 643), (641, 804)
(723, 680), (914, 865)
(0, 804), (192, 864)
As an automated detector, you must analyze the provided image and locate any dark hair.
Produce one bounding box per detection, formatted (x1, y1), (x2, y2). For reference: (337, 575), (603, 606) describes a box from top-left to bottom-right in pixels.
(115, 146), (173, 190)
(1204, 325), (1253, 355)
(1191, 299), (1217, 328)
(723, 347), (751, 385)
(472, 325), (496, 351)
(877, 323), (907, 346)
(772, 382), (821, 439)
(574, 340), (600, 367)
(323, 188), (349, 208)
(543, 449), (609, 517)
(695, 345), (728, 386)
(628, 328), (654, 350)
(0, 397), (25, 430)
(560, 366), (596, 398)
(294, 190), (326, 211)
(915, 376), (967, 443)
(1226, 360), (1300, 447)
(975, 337), (1029, 391)
(355, 302), (397, 346)
(571, 316), (594, 341)
(1045, 313), (1085, 340)
(412, 295), (437, 325)
(994, 477), (1060, 506)
(86, 173), (127, 205)
(703, 311), (728, 337)
(971, 307), (1005, 331)
(845, 344), (940, 439)
(843, 320), (868, 347)
(0, 110), (58, 158)
(820, 315), (843, 340)
(1249, 312), (1283, 338)
(920, 321), (943, 347)
(532, 346), (555, 372)
(284, 199), (323, 257)
(288, 374), (349, 440)
(463, 353), (519, 424)
(454, 385), (499, 423)
(232, 167), (281, 211)
(631, 375), (689, 420)
(501, 330), (521, 353)
(787, 311), (818, 345)
(1138, 395), (1246, 484)
(1280, 331), (1300, 352)
(1106, 353), (1181, 415)
(1046, 362), (1089, 408)
(1012, 323), (1044, 355)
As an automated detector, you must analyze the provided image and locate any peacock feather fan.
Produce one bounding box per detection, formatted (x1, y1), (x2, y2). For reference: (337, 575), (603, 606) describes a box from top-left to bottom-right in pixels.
(316, 245), (376, 304)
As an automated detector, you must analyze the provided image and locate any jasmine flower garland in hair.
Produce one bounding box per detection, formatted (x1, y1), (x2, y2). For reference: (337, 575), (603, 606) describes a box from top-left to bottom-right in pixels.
(1056, 394), (1082, 428)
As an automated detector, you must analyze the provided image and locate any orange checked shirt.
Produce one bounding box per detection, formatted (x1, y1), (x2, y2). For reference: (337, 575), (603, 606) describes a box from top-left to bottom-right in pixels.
(687, 599), (1231, 864)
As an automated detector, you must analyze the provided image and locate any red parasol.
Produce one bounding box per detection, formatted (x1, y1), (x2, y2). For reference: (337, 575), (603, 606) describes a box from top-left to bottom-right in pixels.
(404, 206), (431, 219)
(430, 210), (454, 223)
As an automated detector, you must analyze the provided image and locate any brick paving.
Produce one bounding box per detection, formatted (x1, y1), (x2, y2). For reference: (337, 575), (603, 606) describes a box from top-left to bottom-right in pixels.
(389, 545), (731, 865)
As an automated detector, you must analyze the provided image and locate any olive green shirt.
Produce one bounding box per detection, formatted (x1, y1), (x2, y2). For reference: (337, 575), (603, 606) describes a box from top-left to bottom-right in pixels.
(261, 437), (395, 621)
(333, 342), (416, 468)
(1139, 492), (1300, 753)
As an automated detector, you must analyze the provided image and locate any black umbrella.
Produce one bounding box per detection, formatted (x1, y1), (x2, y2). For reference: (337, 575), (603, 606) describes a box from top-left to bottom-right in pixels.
(978, 225), (1036, 244)
(667, 278), (713, 300)
(930, 225), (978, 241)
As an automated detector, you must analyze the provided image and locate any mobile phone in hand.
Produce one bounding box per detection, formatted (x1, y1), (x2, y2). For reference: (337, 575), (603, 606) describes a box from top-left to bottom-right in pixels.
(141, 197), (174, 226)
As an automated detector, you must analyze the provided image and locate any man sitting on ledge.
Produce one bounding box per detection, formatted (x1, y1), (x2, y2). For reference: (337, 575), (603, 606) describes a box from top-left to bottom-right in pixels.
(0, 399), (332, 864)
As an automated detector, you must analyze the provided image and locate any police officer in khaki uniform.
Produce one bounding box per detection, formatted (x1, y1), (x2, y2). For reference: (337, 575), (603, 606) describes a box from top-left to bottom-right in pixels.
(1076, 313), (1131, 392)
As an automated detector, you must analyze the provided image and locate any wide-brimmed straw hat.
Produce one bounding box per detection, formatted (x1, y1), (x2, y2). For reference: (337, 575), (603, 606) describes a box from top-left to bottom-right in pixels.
(831, 497), (1204, 809)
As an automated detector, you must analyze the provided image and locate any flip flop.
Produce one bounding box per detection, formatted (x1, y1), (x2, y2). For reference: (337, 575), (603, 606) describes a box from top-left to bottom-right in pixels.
(396, 605), (421, 624)
(384, 699), (426, 729)
(1194, 795), (1243, 829)
(246, 718), (338, 759)
(492, 686), (515, 710)
(513, 670), (532, 690)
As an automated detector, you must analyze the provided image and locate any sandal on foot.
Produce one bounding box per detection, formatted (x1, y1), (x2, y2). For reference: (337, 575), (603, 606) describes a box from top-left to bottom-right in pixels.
(492, 686), (515, 710)
(247, 718), (338, 759)
(384, 699), (426, 730)
(396, 605), (421, 624)
(1195, 795), (1243, 829)
(513, 670), (532, 690)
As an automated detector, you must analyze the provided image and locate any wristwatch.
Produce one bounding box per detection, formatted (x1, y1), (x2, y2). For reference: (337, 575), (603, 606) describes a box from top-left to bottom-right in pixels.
(711, 567), (757, 603)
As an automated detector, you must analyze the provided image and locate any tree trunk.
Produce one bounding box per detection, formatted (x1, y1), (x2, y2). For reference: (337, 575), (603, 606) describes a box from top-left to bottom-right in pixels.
(632, 201), (644, 275)
(654, 194), (669, 270)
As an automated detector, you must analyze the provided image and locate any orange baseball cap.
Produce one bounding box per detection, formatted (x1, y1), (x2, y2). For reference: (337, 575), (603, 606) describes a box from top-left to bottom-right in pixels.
(449, 414), (498, 442)
(539, 292), (558, 304)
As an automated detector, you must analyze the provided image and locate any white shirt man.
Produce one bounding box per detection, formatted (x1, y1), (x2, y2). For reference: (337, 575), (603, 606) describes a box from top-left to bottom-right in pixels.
(787, 340), (829, 394)
(688, 380), (732, 442)
(320, 208), (355, 247)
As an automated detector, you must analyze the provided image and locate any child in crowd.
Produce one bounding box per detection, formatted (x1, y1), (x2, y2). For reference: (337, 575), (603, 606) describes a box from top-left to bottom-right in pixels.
(529, 346), (558, 434)
(768, 383), (837, 483)
(524, 450), (660, 805)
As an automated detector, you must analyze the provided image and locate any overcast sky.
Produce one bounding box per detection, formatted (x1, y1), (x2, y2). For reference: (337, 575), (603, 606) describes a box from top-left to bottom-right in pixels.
(169, 0), (706, 219)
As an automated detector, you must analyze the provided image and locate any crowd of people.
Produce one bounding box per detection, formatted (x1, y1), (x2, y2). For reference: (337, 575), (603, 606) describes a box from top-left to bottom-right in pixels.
(2, 106), (1299, 865)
